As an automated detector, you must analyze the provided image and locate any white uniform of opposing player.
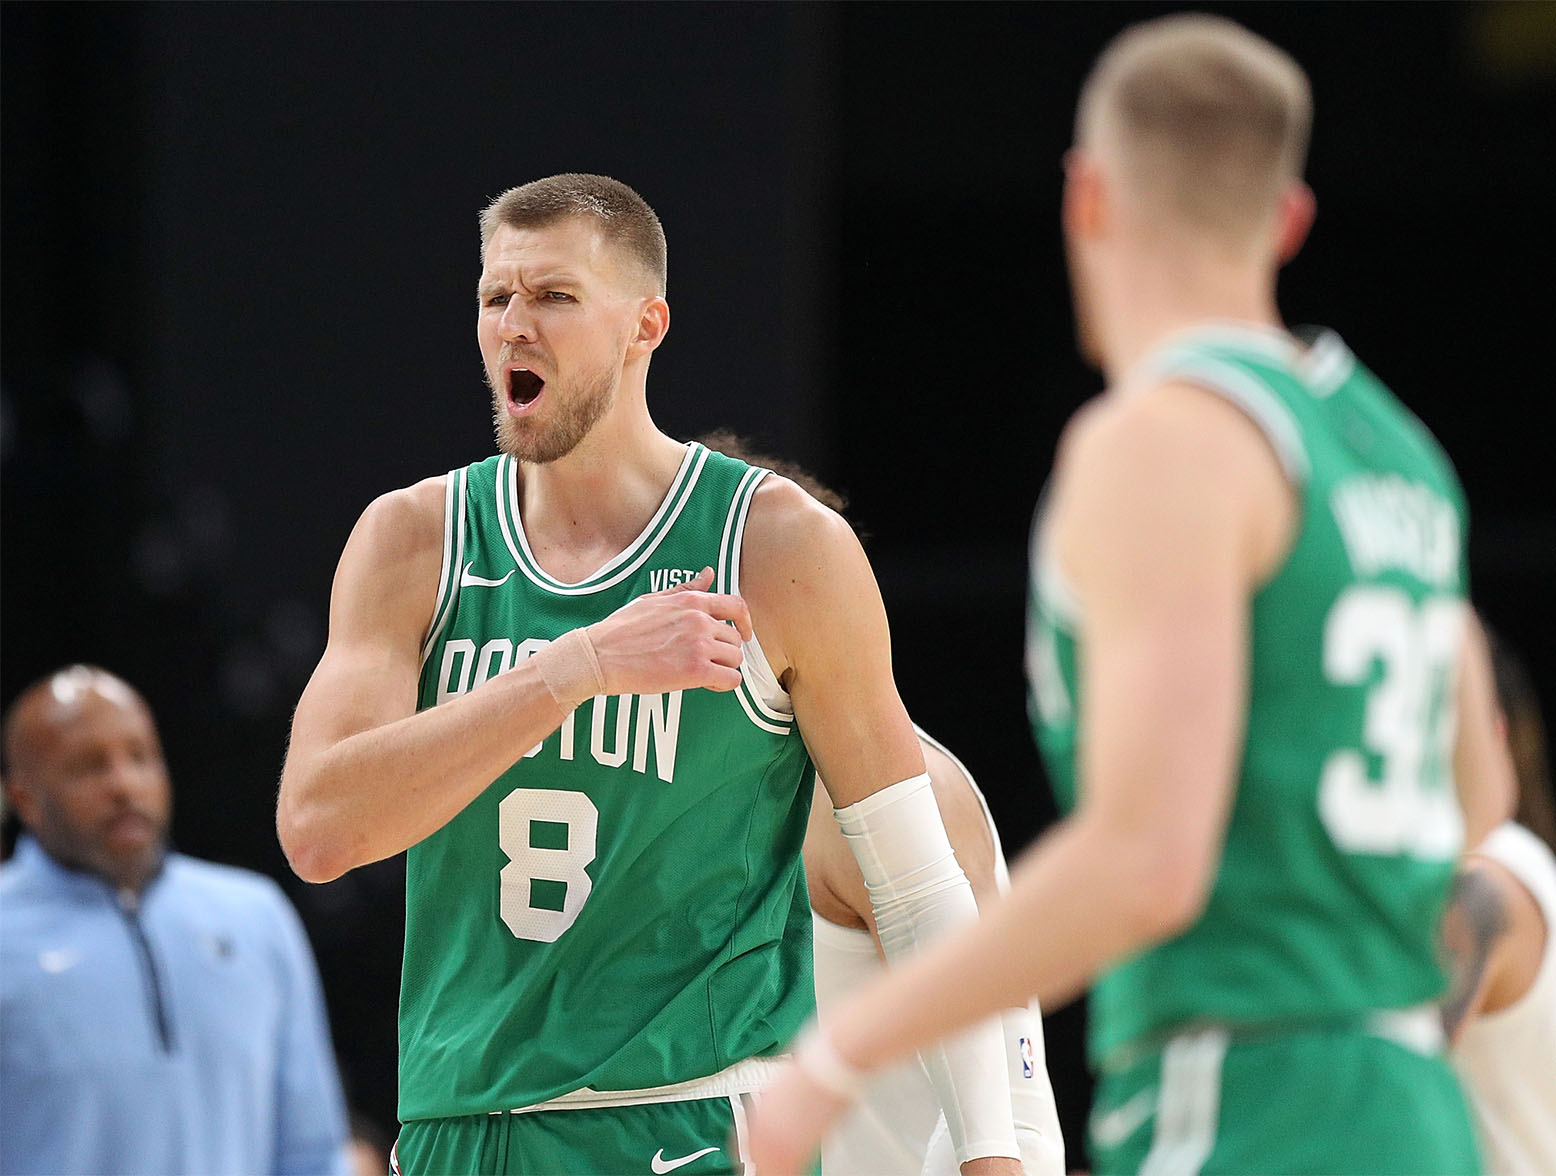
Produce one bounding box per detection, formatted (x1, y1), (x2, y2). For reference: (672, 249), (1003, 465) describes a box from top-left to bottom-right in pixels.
(808, 730), (1065, 1176)
(1453, 822), (1556, 1175)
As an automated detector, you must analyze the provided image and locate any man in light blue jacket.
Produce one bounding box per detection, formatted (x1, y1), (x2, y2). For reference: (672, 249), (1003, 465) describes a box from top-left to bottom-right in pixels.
(1, 665), (348, 1176)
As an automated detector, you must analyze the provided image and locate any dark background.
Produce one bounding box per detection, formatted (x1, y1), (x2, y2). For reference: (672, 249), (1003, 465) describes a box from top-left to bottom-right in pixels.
(5, 2), (1553, 1164)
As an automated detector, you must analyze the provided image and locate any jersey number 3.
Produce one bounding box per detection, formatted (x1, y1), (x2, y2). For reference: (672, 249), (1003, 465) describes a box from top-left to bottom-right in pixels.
(1318, 586), (1464, 860)
(497, 788), (598, 941)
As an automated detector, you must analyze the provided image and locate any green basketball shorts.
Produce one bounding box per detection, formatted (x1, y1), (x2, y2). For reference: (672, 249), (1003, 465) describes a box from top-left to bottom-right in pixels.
(1088, 1019), (1479, 1175)
(393, 1095), (759, 1176)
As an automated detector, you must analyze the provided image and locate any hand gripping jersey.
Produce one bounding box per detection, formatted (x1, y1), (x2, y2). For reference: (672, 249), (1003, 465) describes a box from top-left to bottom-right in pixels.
(1027, 324), (1470, 1068)
(400, 443), (816, 1122)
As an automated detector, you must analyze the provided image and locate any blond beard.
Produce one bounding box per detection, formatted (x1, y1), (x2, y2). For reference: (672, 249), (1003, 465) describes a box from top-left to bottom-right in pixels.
(489, 364), (618, 464)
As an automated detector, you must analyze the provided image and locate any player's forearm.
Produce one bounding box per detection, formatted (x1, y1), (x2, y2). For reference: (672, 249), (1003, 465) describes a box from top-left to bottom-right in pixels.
(875, 881), (1021, 1163)
(278, 664), (566, 882)
(835, 774), (1020, 1161)
(829, 813), (1197, 1079)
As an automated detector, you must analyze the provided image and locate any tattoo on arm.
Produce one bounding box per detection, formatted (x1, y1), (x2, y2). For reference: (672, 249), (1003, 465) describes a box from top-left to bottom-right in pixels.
(1440, 866), (1511, 1039)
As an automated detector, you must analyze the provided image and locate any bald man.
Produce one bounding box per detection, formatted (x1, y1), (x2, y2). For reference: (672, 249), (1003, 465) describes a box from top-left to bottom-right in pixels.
(0, 666), (349, 1176)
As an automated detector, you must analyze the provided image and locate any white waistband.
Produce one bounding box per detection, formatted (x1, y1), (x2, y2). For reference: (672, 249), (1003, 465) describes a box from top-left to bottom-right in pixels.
(1366, 1003), (1444, 1056)
(493, 1055), (787, 1115)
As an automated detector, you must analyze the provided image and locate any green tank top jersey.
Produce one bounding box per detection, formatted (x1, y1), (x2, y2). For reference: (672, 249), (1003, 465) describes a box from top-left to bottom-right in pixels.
(400, 443), (816, 1122)
(1026, 324), (1470, 1068)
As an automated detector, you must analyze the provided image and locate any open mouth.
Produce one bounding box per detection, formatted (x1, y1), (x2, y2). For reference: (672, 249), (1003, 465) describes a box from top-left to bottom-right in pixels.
(508, 368), (545, 409)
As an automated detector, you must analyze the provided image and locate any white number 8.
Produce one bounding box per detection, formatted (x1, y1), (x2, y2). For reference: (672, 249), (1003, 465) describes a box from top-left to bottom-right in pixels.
(497, 788), (598, 942)
(1318, 587), (1464, 860)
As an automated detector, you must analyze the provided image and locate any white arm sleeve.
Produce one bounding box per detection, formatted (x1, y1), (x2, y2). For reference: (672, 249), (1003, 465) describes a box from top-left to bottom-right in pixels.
(835, 773), (1020, 1165)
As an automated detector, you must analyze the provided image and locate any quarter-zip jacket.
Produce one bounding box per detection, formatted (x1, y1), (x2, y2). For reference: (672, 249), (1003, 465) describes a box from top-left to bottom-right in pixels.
(0, 836), (349, 1176)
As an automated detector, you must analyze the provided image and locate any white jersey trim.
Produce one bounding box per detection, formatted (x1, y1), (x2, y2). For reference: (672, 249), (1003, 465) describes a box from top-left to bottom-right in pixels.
(495, 443), (709, 595)
(716, 464), (796, 735)
(1144, 352), (1312, 485)
(491, 1055), (787, 1114)
(420, 467), (467, 669)
(1138, 1028), (1227, 1176)
(717, 465), (765, 596)
(1298, 330), (1355, 399)
(729, 1093), (756, 1175)
(1142, 321), (1300, 367)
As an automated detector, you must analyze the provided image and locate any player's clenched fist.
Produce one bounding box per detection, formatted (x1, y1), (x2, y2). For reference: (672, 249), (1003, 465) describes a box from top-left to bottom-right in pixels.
(530, 567), (752, 711)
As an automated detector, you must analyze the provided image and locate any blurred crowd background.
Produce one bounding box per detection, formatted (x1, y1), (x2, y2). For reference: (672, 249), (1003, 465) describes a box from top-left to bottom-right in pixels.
(5, 1), (1553, 1161)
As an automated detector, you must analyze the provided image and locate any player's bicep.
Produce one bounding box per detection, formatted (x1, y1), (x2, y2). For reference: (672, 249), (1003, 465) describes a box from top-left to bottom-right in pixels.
(782, 521), (922, 807)
(743, 480), (924, 808)
(287, 631), (421, 765)
(1079, 574), (1247, 884)
(1056, 390), (1271, 896)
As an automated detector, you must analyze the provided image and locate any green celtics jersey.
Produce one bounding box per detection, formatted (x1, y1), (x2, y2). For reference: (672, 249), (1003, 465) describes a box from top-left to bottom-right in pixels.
(1027, 324), (1469, 1067)
(400, 442), (815, 1121)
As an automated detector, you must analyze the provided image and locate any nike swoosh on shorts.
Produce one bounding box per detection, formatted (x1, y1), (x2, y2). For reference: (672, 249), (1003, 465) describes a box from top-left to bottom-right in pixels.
(650, 1146), (721, 1174)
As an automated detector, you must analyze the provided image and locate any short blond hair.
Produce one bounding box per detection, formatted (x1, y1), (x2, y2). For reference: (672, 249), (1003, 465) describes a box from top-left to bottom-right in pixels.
(480, 174), (667, 296)
(1078, 14), (1311, 244)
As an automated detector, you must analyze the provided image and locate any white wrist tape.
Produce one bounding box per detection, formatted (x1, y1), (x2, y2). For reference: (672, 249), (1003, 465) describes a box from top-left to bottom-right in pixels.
(533, 627), (606, 713)
(835, 773), (1020, 1164)
(794, 1022), (866, 1101)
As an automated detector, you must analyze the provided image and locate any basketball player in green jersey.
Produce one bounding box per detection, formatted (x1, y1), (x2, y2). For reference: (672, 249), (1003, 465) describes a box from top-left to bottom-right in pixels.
(277, 176), (1023, 1175)
(748, 15), (1515, 1175)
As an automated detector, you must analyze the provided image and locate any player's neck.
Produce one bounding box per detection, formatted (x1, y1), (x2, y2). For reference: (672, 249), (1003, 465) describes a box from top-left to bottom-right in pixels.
(1098, 251), (1283, 386)
(516, 401), (689, 571)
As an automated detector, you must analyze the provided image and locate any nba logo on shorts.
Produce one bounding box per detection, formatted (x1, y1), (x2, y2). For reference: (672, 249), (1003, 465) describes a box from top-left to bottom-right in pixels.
(1018, 1036), (1034, 1078)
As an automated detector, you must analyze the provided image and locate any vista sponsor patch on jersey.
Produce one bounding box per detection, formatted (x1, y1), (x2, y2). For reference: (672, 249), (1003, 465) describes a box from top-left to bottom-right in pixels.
(648, 568), (700, 592)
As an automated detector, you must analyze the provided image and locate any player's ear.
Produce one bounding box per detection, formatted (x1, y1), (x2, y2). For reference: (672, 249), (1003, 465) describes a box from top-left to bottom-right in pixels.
(630, 296), (670, 355)
(1274, 180), (1315, 266)
(2, 772), (40, 831)
(1062, 148), (1108, 242)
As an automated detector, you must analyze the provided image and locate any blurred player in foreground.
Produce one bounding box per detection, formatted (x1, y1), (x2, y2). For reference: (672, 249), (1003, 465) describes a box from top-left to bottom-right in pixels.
(701, 432), (1065, 1175)
(278, 176), (1020, 1174)
(1444, 632), (1556, 1174)
(748, 14), (1512, 1174)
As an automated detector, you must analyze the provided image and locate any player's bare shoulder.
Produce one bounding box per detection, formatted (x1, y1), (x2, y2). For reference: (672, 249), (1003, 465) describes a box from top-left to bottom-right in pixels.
(349, 475), (447, 567)
(1052, 376), (1298, 594)
(1062, 377), (1274, 465)
(328, 474), (450, 641)
(737, 472), (867, 678)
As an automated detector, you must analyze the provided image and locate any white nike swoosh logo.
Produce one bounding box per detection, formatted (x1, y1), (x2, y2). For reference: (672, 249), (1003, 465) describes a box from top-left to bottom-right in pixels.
(650, 1146), (720, 1174)
(1090, 1085), (1157, 1148)
(460, 563), (515, 589)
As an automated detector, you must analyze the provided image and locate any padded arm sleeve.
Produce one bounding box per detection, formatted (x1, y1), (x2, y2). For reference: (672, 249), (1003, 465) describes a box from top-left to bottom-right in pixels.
(835, 774), (1020, 1165)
